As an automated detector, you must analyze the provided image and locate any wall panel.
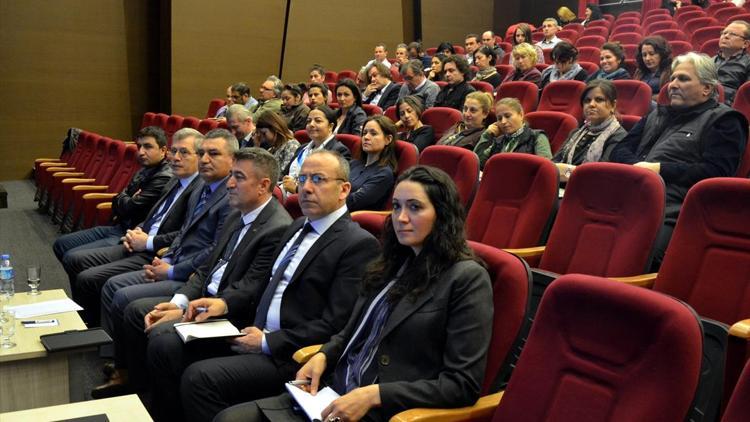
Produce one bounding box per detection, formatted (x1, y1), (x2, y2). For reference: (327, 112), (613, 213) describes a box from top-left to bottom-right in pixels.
(421, 1), (494, 50)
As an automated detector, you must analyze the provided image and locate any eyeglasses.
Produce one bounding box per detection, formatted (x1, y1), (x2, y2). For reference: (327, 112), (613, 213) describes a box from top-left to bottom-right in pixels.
(169, 148), (194, 156)
(296, 173), (345, 185)
(721, 31), (748, 40)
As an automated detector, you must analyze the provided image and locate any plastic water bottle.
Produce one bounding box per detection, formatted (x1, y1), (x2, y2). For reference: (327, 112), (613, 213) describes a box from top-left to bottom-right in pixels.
(0, 254), (15, 298)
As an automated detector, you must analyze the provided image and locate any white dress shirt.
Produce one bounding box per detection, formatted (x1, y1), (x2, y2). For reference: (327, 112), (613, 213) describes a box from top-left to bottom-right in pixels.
(287, 135), (335, 179)
(145, 173), (198, 251)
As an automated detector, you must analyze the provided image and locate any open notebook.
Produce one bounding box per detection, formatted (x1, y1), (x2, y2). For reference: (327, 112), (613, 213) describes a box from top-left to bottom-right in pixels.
(285, 383), (341, 421)
(173, 319), (243, 343)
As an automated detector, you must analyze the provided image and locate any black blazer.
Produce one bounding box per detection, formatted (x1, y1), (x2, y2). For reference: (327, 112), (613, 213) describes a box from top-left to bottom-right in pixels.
(176, 199), (292, 301)
(320, 260), (493, 419)
(161, 177), (231, 280)
(336, 106), (367, 136)
(223, 213), (380, 362)
(374, 82), (402, 110)
(282, 139), (352, 176)
(112, 158), (172, 228)
(137, 174), (202, 252)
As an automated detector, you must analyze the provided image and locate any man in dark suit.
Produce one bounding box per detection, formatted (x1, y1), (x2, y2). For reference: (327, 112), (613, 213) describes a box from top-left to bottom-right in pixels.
(54, 126), (172, 267)
(435, 55), (476, 111)
(363, 62), (401, 111)
(142, 150), (379, 422)
(226, 104), (255, 148)
(72, 129), (235, 324)
(93, 147), (293, 398)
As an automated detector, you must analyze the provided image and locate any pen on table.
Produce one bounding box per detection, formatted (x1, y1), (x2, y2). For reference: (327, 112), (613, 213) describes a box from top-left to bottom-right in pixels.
(288, 380), (312, 386)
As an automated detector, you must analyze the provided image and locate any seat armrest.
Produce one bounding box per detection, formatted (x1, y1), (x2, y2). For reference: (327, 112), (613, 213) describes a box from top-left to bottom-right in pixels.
(293, 344), (322, 364)
(157, 247), (169, 257)
(96, 202), (112, 210)
(46, 166), (76, 173)
(351, 210), (392, 216)
(53, 172), (85, 178)
(83, 193), (118, 200)
(35, 158), (61, 163)
(729, 319), (750, 339)
(503, 246), (545, 259)
(389, 392), (503, 422)
(609, 273), (658, 288)
(62, 178), (96, 184)
(40, 161), (68, 168)
(73, 185), (109, 191)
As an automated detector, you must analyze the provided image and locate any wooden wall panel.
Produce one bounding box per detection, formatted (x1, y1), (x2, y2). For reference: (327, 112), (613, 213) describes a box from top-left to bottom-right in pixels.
(170, 0), (286, 118)
(281, 0), (404, 85)
(0, 0), (150, 181)
(420, 1), (494, 50)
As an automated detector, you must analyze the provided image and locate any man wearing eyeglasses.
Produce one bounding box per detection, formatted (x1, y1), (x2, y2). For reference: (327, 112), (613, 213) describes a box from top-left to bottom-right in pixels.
(396, 59), (439, 108)
(250, 76), (283, 122)
(143, 149), (380, 422)
(714, 20), (750, 104)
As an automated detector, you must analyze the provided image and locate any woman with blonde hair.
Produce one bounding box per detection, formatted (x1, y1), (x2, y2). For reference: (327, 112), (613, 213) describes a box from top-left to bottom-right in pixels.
(437, 91), (493, 150)
(503, 43), (543, 86)
(474, 97), (552, 169)
(557, 6), (577, 25)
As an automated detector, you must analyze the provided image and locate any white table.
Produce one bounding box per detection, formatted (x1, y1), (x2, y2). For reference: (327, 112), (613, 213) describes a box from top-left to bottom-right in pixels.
(0, 394), (152, 421)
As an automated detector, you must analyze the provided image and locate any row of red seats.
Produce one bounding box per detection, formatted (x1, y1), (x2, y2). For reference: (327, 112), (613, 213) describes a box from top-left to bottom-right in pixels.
(349, 158), (750, 420)
(140, 112), (229, 145)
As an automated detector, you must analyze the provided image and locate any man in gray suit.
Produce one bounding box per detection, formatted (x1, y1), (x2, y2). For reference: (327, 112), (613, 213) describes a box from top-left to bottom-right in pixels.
(93, 148), (293, 399)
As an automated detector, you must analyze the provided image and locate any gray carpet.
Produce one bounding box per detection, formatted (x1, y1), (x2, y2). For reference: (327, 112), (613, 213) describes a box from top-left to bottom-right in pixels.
(0, 179), (105, 403)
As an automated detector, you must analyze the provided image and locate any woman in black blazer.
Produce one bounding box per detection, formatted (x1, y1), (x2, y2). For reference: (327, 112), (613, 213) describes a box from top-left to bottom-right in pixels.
(334, 78), (367, 136)
(216, 166), (494, 422)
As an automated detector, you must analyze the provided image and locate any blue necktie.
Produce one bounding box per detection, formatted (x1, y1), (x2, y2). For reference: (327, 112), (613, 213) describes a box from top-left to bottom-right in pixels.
(143, 184), (180, 232)
(253, 222), (314, 329)
(191, 185), (212, 221)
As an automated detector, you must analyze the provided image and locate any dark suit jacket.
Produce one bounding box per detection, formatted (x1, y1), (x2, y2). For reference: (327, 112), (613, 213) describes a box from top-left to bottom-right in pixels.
(282, 139), (352, 177)
(223, 213), (380, 362)
(320, 260), (493, 420)
(161, 177), (231, 280)
(336, 106), (367, 136)
(137, 174), (202, 252)
(175, 199), (292, 301)
(435, 80), (476, 111)
(112, 158), (172, 229)
(365, 82), (402, 111)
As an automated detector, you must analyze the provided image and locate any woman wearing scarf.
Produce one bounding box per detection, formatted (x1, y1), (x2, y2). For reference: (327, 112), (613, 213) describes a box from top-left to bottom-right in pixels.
(554, 80), (628, 181)
(472, 46), (502, 88)
(539, 42), (588, 91)
(474, 97), (552, 170)
(586, 42), (631, 82)
(437, 92), (493, 150)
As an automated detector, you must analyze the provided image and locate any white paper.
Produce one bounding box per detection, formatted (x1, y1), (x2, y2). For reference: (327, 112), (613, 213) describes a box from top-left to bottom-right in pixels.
(4, 298), (83, 318)
(285, 384), (340, 421)
(173, 319), (242, 343)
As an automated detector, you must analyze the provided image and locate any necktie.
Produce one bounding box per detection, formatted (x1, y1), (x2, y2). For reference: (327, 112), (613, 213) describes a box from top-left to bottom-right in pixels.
(168, 185), (212, 262)
(192, 185), (212, 221)
(143, 183), (180, 232)
(253, 222), (314, 329)
(203, 221), (251, 294)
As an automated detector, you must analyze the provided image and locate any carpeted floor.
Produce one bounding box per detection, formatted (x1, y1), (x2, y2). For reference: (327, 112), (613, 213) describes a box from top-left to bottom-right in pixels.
(0, 179), (106, 403)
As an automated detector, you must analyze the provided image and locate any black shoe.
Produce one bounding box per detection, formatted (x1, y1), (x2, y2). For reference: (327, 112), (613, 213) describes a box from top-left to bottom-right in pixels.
(101, 362), (116, 378)
(90, 379), (133, 399)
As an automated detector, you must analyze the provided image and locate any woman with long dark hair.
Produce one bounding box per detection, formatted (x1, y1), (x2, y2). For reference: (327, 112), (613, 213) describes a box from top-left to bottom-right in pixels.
(633, 36), (672, 99)
(253, 111), (301, 179)
(334, 79), (367, 136)
(215, 165), (493, 422)
(347, 115), (398, 211)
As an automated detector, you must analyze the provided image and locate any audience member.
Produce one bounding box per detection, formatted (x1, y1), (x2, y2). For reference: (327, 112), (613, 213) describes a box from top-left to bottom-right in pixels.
(347, 116), (398, 211)
(365, 42), (393, 69)
(215, 165), (493, 422)
(474, 97), (552, 169)
(394, 43), (409, 70)
(145, 150), (380, 422)
(582, 3), (602, 26)
(437, 91), (493, 150)
(436, 41), (455, 56)
(280, 83), (310, 132)
(88, 129), (235, 327)
(611, 52), (748, 270)
(213, 86), (233, 120)
(537, 18), (562, 49)
(253, 111), (301, 177)
(303, 65), (333, 105)
(540, 41), (587, 90)
(464, 33), (481, 65)
(511, 23), (545, 65)
(504, 43), (543, 86)
(307, 82), (330, 108)
(435, 55), (476, 110)
(714, 20), (750, 105)
(226, 104), (255, 148)
(557, 6), (578, 25)
(230, 82), (258, 111)
(397, 60), (440, 108)
(396, 95), (435, 152)
(54, 126), (172, 273)
(473, 46), (502, 88)
(634, 36), (673, 99)
(587, 42), (631, 81)
(554, 80), (627, 181)
(427, 53), (446, 82)
(282, 106), (351, 193)
(408, 41), (432, 69)
(92, 147), (292, 399)
(250, 76), (283, 122)
(482, 30), (506, 61)
(334, 79), (367, 135)
(363, 62), (401, 110)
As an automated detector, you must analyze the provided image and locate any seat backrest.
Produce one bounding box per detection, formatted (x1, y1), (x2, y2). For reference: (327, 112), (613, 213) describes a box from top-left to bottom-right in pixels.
(206, 99), (225, 119)
(384, 105), (398, 123)
(539, 162), (664, 276)
(613, 16), (640, 26)
(707, 1), (736, 16)
(538, 80), (586, 121)
(75, 134), (101, 172)
(380, 141), (419, 211)
(557, 29), (579, 43)
(197, 119), (220, 135)
(337, 70), (357, 82)
(361, 103), (382, 116)
(609, 32), (642, 45)
(293, 129), (311, 145)
(466, 153), (558, 249)
(643, 14), (673, 29)
(578, 60), (600, 76)
(581, 26), (609, 39)
(714, 7), (742, 24)
(700, 38), (720, 57)
(691, 26), (724, 50)
(421, 107), (462, 141)
(677, 10), (707, 27)
(563, 22), (584, 33)
(654, 178), (750, 326)
(619, 114), (642, 131)
(610, 24), (642, 36)
(524, 111), (578, 154)
(494, 64), (514, 81)
(575, 35), (605, 48)
(141, 112), (156, 129)
(492, 274), (704, 422)
(468, 241), (532, 394)
(181, 116), (201, 130)
(152, 113), (170, 130)
(723, 358), (750, 422)
(645, 19), (678, 34)
(612, 80), (652, 116)
(96, 140), (126, 185)
(494, 81), (538, 113)
(164, 114), (184, 145)
(334, 134), (361, 160)
(324, 71), (338, 83)
(577, 46), (602, 65)
(620, 43), (638, 60)
(84, 136), (111, 177)
(469, 80), (494, 94)
(619, 10), (641, 19)
(419, 145), (479, 208)
(686, 16), (721, 31)
(668, 40), (693, 57)
(351, 211), (388, 240)
(108, 144), (141, 193)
